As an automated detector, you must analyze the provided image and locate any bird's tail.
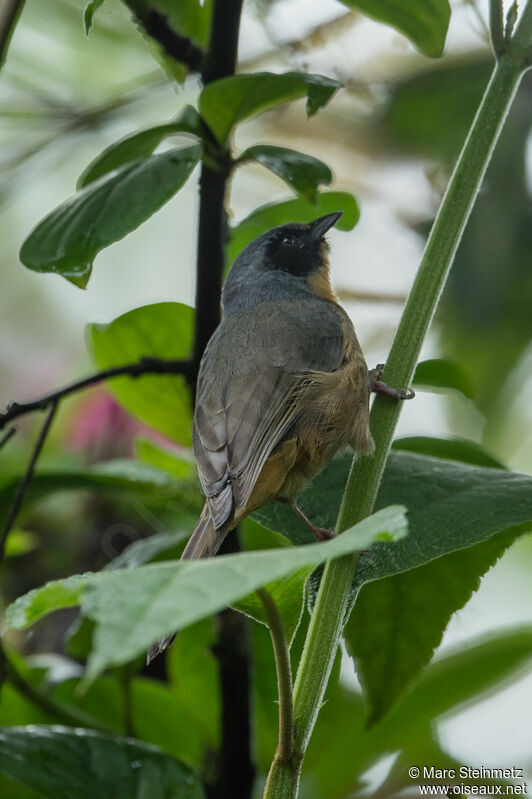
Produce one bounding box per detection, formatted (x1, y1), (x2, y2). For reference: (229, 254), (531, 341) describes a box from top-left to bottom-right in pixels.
(146, 504), (227, 664)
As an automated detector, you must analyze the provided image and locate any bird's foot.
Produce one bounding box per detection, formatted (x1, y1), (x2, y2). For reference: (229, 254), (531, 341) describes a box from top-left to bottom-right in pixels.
(369, 363), (415, 401)
(290, 502), (336, 542)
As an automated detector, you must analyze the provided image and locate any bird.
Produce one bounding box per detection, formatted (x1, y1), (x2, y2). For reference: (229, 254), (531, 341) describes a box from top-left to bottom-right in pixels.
(147, 211), (413, 663)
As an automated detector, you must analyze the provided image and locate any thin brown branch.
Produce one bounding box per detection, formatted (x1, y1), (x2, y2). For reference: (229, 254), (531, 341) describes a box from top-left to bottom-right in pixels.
(0, 0), (26, 69)
(0, 357), (193, 431)
(0, 401), (57, 563)
(123, 0), (204, 72)
(336, 287), (408, 304)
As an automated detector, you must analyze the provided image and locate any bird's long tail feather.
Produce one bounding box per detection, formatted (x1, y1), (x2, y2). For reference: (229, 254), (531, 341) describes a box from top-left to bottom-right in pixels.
(146, 504), (227, 664)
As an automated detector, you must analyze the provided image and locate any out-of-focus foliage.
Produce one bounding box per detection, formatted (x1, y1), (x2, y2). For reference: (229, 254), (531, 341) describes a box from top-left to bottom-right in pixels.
(1, 0), (531, 797)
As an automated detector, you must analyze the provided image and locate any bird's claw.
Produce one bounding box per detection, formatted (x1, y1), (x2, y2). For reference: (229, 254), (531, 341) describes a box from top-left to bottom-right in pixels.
(369, 363), (415, 401)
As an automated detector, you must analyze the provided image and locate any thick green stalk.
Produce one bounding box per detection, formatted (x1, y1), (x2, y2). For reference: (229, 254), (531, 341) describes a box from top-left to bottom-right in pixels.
(263, 19), (532, 798)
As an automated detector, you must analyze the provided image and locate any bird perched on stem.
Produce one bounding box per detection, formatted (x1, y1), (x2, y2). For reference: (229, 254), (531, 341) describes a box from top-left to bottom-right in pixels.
(147, 212), (413, 662)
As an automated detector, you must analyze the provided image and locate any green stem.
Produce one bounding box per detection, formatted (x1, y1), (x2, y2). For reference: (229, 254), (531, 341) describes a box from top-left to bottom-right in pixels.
(263, 19), (532, 799)
(257, 589), (295, 770)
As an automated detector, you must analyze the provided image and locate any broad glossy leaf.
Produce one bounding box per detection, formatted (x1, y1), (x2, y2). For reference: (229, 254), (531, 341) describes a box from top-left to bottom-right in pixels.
(84, 0), (106, 35)
(253, 452), (532, 721)
(20, 145), (200, 288)
(238, 145), (332, 203)
(413, 357), (474, 398)
(89, 302), (194, 444)
(78, 107), (203, 187)
(8, 506), (406, 680)
(340, 0), (450, 57)
(232, 566), (313, 644)
(0, 726), (205, 799)
(392, 435), (506, 469)
(199, 72), (341, 145)
(228, 191), (359, 264)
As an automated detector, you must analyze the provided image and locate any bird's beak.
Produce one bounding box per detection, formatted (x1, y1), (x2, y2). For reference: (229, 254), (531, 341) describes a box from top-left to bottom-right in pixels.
(308, 211), (343, 241)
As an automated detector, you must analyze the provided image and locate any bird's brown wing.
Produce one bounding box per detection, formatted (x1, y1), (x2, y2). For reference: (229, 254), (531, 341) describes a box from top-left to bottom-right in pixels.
(193, 299), (345, 529)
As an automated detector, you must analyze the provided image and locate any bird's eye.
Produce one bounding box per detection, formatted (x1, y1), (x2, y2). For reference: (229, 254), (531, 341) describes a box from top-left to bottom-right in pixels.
(281, 236), (301, 248)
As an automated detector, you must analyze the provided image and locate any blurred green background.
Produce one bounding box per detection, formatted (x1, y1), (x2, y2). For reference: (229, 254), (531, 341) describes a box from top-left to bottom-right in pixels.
(1, 0), (531, 796)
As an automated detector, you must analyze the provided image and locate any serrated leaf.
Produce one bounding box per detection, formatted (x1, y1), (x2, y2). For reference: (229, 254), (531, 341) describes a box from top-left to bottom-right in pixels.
(84, 0), (106, 35)
(253, 452), (532, 721)
(238, 145), (332, 203)
(78, 107), (203, 187)
(228, 191), (359, 264)
(413, 357), (474, 398)
(0, 726), (205, 799)
(306, 628), (532, 796)
(89, 302), (194, 444)
(392, 435), (506, 469)
(20, 145), (201, 288)
(199, 72), (341, 145)
(7, 506), (407, 681)
(340, 0), (450, 57)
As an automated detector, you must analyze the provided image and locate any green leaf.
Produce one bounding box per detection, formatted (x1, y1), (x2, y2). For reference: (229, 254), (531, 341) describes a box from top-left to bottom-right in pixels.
(345, 525), (529, 726)
(4, 528), (39, 557)
(392, 435), (506, 469)
(228, 191), (359, 264)
(78, 107), (203, 188)
(306, 628), (532, 796)
(84, 0), (106, 35)
(89, 302), (194, 444)
(105, 530), (190, 571)
(413, 357), (474, 397)
(199, 72), (342, 145)
(339, 0), (450, 57)
(149, 0), (212, 48)
(232, 566), (314, 645)
(7, 506), (407, 681)
(253, 452), (532, 721)
(0, 459), (192, 530)
(20, 145), (201, 288)
(0, 726), (205, 799)
(135, 438), (195, 480)
(237, 145), (332, 203)
(167, 618), (220, 747)
(384, 57), (491, 162)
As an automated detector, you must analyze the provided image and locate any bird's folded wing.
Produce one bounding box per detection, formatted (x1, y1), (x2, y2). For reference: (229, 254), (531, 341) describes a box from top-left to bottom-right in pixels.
(193, 301), (345, 529)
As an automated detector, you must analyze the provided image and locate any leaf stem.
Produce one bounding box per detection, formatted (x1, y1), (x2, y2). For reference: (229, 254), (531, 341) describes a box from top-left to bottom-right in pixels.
(257, 589), (295, 767)
(263, 18), (532, 799)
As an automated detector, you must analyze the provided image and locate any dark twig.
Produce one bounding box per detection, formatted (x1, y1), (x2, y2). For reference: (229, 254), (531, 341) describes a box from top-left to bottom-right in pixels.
(124, 0), (203, 72)
(0, 402), (57, 564)
(0, 426), (16, 452)
(193, 0), (244, 376)
(0, 0), (26, 69)
(0, 357), (193, 431)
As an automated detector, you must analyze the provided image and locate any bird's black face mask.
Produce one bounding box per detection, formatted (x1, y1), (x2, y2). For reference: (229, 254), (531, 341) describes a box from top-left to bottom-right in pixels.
(265, 226), (323, 277)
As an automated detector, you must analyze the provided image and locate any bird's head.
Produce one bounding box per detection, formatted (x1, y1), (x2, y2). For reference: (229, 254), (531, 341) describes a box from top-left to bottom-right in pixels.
(250, 211), (342, 278)
(222, 212), (343, 312)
